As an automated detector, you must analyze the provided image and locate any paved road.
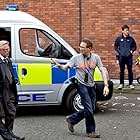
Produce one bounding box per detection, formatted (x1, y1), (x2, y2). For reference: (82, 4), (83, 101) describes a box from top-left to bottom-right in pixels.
(0, 92), (140, 140)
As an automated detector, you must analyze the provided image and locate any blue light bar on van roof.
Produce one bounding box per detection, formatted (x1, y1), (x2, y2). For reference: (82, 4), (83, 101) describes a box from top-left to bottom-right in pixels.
(5, 4), (19, 11)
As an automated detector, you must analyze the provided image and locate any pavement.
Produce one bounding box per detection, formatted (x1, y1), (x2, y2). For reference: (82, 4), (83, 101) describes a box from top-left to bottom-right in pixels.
(112, 79), (140, 94)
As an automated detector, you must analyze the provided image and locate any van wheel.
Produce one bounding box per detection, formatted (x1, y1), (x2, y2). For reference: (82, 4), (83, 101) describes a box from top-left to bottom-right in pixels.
(137, 77), (140, 84)
(65, 88), (84, 113)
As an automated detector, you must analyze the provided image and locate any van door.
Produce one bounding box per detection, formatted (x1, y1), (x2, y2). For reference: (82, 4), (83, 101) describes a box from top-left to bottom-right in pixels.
(14, 26), (74, 105)
(0, 26), (19, 86)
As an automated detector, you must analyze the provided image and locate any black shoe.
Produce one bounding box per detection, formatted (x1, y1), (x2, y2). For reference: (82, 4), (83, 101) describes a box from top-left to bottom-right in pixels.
(87, 132), (100, 138)
(0, 128), (13, 140)
(66, 116), (74, 133)
(11, 137), (25, 140)
(10, 131), (25, 140)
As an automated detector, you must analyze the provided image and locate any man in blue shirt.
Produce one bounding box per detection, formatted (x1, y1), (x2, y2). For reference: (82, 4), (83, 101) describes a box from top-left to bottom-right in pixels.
(114, 25), (137, 89)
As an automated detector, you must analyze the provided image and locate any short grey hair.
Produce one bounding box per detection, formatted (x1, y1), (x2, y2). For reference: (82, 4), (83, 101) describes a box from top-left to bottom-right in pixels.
(0, 40), (9, 48)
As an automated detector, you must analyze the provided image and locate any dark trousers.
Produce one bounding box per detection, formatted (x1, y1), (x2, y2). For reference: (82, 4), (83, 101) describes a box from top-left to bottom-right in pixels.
(0, 79), (16, 132)
(68, 83), (96, 133)
(0, 119), (14, 140)
(119, 56), (133, 85)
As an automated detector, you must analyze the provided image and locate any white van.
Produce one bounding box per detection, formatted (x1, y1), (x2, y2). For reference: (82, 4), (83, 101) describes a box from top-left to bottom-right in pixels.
(0, 5), (113, 112)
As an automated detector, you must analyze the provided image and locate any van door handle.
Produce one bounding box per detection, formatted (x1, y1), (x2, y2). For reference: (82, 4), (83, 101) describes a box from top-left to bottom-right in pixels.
(22, 68), (27, 76)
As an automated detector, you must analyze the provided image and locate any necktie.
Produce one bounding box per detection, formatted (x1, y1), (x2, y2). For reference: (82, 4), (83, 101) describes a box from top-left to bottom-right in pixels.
(4, 58), (8, 63)
(4, 58), (13, 84)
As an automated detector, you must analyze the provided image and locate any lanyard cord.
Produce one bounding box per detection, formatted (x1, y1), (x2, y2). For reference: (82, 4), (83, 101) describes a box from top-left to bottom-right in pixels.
(83, 53), (95, 82)
(83, 53), (91, 68)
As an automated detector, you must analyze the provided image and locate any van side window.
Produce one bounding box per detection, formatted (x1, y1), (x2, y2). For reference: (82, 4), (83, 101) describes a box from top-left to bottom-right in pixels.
(36, 31), (55, 57)
(19, 28), (72, 59)
(20, 29), (36, 56)
(36, 30), (72, 59)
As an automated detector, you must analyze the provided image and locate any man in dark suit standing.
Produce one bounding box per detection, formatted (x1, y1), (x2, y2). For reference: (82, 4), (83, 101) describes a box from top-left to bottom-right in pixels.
(0, 40), (25, 140)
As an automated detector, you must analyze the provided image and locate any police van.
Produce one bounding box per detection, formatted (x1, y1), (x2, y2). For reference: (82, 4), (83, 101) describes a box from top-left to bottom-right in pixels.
(0, 5), (113, 112)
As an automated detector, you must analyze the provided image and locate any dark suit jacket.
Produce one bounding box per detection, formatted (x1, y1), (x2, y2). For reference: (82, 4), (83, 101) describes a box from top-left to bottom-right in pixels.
(0, 58), (18, 105)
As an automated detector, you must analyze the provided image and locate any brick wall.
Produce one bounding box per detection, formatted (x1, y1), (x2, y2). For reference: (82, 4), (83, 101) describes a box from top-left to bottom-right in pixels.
(0, 0), (140, 80)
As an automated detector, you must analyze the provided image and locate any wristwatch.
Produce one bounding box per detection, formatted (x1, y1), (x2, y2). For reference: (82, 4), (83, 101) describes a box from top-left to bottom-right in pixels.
(104, 84), (109, 87)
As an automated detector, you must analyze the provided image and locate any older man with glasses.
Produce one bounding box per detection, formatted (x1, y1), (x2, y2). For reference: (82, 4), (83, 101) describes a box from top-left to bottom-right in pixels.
(0, 40), (25, 140)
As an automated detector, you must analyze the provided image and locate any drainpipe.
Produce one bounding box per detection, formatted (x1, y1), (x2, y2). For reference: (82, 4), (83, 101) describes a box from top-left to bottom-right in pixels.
(79, 0), (82, 42)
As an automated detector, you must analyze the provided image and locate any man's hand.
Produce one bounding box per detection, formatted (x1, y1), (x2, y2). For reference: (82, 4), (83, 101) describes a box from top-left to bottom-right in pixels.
(50, 58), (61, 67)
(50, 58), (57, 65)
(103, 86), (109, 97)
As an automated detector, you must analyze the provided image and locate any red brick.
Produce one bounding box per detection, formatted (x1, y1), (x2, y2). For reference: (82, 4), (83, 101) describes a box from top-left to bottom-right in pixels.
(0, 0), (140, 79)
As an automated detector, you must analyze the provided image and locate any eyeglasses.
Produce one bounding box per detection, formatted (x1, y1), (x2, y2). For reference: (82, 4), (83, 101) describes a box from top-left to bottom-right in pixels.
(79, 46), (86, 49)
(0, 48), (9, 51)
(0, 48), (10, 52)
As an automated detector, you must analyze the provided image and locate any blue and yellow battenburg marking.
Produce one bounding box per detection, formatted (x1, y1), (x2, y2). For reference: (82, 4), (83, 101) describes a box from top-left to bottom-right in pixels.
(17, 63), (52, 85)
(12, 63), (103, 85)
(12, 63), (18, 82)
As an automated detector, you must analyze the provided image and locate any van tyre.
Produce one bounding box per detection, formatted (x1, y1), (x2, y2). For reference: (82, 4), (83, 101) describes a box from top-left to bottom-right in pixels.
(136, 76), (140, 84)
(65, 88), (83, 113)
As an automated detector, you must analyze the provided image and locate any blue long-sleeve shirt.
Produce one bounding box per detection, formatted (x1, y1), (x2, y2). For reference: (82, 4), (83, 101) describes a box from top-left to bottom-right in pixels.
(114, 34), (137, 57)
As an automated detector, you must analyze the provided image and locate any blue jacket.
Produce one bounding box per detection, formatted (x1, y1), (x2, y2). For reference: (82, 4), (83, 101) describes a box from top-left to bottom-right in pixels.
(114, 34), (137, 57)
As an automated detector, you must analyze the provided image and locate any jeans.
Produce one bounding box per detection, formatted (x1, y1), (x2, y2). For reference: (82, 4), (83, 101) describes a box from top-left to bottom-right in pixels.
(119, 56), (133, 85)
(68, 83), (96, 133)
